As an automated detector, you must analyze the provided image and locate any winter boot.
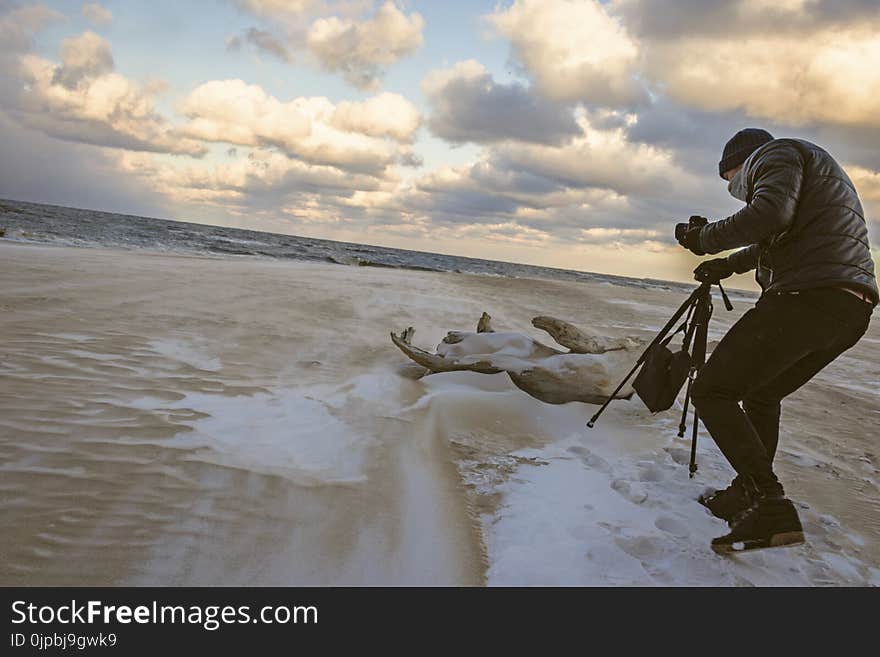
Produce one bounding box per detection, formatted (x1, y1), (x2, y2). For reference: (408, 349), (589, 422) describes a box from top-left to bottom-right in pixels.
(711, 495), (805, 554)
(698, 476), (752, 524)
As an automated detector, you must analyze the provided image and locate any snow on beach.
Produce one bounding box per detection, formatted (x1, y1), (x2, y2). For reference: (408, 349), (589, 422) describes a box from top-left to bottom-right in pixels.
(1, 241), (878, 586)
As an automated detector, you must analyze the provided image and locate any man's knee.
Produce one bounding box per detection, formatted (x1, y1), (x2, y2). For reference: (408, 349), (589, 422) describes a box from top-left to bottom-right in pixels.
(690, 370), (733, 409)
(743, 393), (781, 415)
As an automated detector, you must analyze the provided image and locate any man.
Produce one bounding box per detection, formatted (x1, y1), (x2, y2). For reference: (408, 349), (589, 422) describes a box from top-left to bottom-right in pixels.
(676, 128), (877, 553)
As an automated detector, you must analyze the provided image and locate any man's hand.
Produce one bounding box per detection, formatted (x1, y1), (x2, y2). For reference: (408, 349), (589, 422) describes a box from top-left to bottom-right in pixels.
(694, 258), (734, 283)
(676, 216), (708, 255)
(676, 225), (706, 255)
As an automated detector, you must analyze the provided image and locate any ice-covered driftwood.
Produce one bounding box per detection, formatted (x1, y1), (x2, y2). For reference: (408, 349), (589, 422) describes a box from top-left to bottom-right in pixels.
(390, 313), (643, 405)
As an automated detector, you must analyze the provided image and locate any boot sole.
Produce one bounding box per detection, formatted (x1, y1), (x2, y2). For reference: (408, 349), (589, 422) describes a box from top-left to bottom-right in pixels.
(711, 531), (805, 555)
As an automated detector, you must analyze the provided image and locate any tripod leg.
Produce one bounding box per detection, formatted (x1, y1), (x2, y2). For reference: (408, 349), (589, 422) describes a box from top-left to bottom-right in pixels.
(689, 408), (699, 477)
(686, 288), (713, 476)
(587, 360), (641, 427)
(678, 376), (693, 438)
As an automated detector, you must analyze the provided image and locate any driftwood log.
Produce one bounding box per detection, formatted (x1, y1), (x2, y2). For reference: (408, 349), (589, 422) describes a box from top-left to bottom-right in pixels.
(390, 313), (643, 405)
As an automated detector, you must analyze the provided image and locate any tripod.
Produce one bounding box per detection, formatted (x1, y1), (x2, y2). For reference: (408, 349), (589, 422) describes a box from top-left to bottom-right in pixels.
(587, 280), (733, 477)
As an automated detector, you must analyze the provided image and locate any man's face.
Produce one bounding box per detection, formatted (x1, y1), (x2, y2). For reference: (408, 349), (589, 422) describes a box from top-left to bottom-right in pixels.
(722, 165), (743, 182)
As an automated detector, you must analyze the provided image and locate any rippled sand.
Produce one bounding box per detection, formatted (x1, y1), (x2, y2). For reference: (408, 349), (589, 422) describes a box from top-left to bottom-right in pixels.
(1, 242), (878, 585)
(0, 243), (489, 585)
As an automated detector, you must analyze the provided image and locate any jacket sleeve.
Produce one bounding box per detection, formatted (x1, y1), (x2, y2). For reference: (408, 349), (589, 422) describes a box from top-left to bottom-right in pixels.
(700, 141), (805, 254)
(726, 244), (761, 274)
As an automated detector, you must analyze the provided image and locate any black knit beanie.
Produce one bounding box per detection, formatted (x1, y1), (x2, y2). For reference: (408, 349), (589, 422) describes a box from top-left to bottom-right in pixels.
(718, 128), (774, 178)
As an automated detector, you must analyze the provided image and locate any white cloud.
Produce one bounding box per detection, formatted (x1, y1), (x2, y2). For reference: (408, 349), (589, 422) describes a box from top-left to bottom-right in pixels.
(491, 115), (695, 198)
(7, 32), (205, 156)
(82, 3), (113, 26)
(644, 28), (880, 129)
(611, 0), (880, 130)
(178, 79), (310, 145)
(325, 112), (690, 245)
(177, 79), (420, 173)
(486, 1), (880, 129)
(422, 59), (580, 145)
(108, 99), (705, 256)
(331, 92), (421, 142)
(230, 2), (422, 88)
(307, 1), (424, 89)
(408, 157), (633, 219)
(51, 31), (113, 87)
(487, 0), (645, 106)
(117, 148), (391, 207)
(236, 0), (317, 19)
(345, 112), (696, 248)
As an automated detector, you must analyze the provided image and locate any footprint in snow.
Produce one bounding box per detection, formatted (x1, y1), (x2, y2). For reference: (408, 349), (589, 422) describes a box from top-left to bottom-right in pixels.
(568, 445), (612, 473)
(638, 463), (670, 483)
(610, 479), (648, 505)
(654, 515), (690, 538)
(614, 535), (666, 561)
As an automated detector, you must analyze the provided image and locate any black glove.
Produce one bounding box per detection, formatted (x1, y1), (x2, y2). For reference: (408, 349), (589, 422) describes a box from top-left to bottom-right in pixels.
(679, 226), (706, 255)
(693, 258), (734, 283)
(675, 215), (708, 256)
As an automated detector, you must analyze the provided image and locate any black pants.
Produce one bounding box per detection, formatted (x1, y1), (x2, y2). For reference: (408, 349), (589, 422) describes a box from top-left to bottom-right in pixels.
(691, 287), (873, 496)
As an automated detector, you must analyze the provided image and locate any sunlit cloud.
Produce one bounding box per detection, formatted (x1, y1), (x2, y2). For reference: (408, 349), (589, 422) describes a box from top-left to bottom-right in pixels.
(614, 0), (880, 130)
(235, 0), (317, 20)
(487, 0), (646, 106)
(644, 29), (880, 129)
(306, 1), (424, 90)
(230, 1), (423, 89)
(177, 79), (420, 174)
(115, 147), (394, 212)
(5, 31), (205, 156)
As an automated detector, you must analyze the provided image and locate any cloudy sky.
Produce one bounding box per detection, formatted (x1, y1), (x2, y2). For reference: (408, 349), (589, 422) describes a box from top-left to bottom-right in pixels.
(1, 0), (879, 284)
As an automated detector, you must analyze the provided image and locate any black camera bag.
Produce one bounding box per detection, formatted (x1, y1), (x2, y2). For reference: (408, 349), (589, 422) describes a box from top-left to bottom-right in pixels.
(632, 331), (692, 413)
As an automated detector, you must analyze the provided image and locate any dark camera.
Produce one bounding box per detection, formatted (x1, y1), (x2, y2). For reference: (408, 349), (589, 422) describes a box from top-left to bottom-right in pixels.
(676, 215), (708, 242)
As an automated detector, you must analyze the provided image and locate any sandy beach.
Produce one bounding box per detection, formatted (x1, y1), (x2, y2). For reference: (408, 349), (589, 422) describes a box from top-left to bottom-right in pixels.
(1, 241), (878, 586)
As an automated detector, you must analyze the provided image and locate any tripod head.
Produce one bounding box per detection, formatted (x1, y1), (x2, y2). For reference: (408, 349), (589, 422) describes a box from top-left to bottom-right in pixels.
(688, 276), (734, 312)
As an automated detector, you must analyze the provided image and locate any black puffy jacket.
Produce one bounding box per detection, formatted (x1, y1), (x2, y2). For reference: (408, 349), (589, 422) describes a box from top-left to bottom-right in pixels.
(700, 138), (878, 306)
